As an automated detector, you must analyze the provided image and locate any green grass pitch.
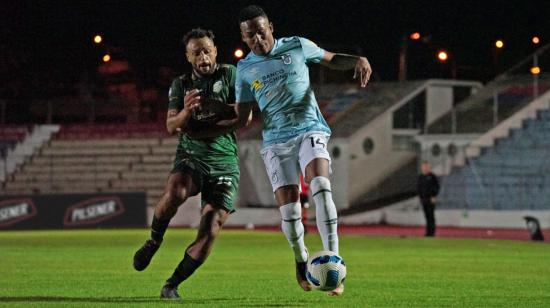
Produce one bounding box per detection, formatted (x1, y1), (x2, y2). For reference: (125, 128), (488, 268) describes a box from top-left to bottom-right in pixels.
(1, 229), (549, 307)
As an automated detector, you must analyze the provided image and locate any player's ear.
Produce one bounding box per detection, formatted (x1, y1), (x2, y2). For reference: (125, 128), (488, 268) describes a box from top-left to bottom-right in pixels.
(185, 50), (192, 63)
(269, 22), (274, 34)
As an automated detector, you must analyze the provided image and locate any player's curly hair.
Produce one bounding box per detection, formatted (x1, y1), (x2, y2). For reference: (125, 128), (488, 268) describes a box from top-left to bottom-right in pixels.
(182, 28), (215, 47)
(238, 5), (268, 23)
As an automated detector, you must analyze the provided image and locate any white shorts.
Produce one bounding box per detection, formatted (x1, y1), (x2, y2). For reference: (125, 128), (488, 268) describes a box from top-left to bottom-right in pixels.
(260, 131), (331, 192)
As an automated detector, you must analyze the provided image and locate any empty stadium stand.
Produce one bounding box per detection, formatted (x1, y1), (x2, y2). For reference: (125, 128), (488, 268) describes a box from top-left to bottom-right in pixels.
(439, 109), (550, 210)
(1, 124), (173, 207)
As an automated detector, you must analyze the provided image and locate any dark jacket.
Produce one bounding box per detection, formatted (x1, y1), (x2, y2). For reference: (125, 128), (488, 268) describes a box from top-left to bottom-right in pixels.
(417, 172), (440, 200)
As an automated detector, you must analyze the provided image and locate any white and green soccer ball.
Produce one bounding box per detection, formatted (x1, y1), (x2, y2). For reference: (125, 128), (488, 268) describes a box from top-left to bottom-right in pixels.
(306, 250), (346, 291)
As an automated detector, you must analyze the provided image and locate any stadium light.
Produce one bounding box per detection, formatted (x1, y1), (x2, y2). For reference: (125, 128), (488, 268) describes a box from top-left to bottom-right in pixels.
(94, 35), (103, 44)
(495, 40), (504, 49)
(102, 54), (111, 62)
(532, 36), (540, 45)
(410, 32), (421, 41)
(234, 48), (244, 59)
(530, 66), (541, 75)
(437, 50), (448, 62)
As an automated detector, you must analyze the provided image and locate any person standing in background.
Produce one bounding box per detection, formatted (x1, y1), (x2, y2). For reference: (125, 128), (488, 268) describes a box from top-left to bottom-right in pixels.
(417, 161), (440, 237)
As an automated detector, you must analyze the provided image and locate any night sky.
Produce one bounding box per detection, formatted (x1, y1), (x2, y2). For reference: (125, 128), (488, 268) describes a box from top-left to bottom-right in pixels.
(3, 0), (550, 82)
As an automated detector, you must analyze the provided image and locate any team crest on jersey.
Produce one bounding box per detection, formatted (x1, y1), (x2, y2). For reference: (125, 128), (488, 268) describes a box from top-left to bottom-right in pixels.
(212, 80), (223, 93)
(281, 54), (292, 65)
(249, 67), (260, 76)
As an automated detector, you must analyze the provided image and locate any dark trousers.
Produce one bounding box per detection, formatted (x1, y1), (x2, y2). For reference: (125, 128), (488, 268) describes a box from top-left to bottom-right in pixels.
(421, 199), (436, 236)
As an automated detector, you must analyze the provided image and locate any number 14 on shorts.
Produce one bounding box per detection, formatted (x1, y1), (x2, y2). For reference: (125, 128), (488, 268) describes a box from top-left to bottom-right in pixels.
(310, 136), (326, 148)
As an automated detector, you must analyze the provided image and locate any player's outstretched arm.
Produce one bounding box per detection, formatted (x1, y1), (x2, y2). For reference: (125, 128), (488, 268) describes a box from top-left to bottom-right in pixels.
(186, 101), (253, 139)
(166, 89), (202, 135)
(320, 51), (372, 87)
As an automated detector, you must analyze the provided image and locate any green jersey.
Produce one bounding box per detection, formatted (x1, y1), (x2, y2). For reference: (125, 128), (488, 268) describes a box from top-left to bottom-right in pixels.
(168, 64), (238, 171)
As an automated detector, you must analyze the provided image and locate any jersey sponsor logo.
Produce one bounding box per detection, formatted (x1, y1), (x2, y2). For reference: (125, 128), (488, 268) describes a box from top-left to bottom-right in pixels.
(193, 109), (216, 121)
(252, 79), (264, 90)
(0, 199), (37, 227)
(281, 54), (292, 65)
(260, 69), (297, 86)
(63, 196), (124, 226)
(213, 80), (223, 93)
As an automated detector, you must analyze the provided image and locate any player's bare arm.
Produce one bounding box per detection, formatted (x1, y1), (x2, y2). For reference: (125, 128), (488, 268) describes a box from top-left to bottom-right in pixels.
(320, 51), (372, 87)
(186, 101), (253, 139)
(166, 89), (202, 135)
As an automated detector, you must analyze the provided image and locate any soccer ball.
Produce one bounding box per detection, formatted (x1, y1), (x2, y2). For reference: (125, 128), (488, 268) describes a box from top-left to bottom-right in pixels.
(306, 250), (346, 291)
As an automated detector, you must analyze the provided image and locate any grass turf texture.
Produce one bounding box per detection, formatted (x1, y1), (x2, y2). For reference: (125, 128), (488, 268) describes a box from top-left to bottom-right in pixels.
(1, 229), (549, 307)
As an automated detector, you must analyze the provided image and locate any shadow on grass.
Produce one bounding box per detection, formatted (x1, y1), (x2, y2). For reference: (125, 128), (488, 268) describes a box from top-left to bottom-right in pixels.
(0, 296), (306, 306)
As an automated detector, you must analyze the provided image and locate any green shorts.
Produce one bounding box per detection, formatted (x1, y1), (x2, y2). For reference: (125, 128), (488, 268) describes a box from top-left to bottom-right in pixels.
(171, 154), (239, 213)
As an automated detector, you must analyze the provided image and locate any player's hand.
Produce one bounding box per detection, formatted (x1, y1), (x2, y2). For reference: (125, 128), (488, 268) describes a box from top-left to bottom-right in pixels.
(431, 197), (437, 204)
(184, 89), (202, 112)
(353, 57), (372, 87)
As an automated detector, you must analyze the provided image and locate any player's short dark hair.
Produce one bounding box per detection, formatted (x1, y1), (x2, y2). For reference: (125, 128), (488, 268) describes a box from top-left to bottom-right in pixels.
(182, 28), (215, 47)
(238, 5), (268, 23)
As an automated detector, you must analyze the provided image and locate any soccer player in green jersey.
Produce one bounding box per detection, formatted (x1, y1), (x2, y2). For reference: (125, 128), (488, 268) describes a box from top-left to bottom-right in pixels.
(133, 28), (247, 299)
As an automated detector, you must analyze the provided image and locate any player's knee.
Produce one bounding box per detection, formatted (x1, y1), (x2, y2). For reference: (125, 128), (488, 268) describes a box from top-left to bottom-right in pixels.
(210, 212), (228, 236)
(201, 210), (225, 240)
(280, 202), (302, 220)
(310, 176), (331, 195)
(163, 189), (183, 209)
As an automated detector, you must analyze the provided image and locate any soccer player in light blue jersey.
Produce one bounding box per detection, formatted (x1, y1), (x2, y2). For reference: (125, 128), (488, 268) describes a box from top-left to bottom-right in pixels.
(216, 5), (372, 296)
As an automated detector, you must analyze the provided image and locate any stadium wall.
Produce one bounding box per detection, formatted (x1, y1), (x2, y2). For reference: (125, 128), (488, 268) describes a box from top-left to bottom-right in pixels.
(339, 198), (550, 229)
(346, 114), (416, 205)
(156, 194), (550, 229)
(0, 192), (148, 230)
(426, 85), (454, 126)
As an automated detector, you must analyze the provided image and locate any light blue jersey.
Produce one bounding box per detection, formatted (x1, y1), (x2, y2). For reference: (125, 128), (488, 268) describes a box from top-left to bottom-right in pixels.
(236, 36), (331, 146)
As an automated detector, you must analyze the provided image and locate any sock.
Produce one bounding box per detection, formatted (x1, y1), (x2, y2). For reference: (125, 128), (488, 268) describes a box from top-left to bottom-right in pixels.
(151, 215), (171, 243)
(310, 176), (339, 255)
(166, 252), (203, 287)
(279, 202), (308, 262)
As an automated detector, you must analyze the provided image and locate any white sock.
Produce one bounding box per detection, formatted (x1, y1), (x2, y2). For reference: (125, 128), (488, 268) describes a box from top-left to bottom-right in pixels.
(279, 202), (308, 262)
(310, 176), (339, 255)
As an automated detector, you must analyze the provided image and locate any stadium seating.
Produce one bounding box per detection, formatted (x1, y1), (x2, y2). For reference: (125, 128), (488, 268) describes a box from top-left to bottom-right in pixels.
(439, 109), (550, 210)
(55, 123), (167, 139)
(1, 124), (174, 207)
